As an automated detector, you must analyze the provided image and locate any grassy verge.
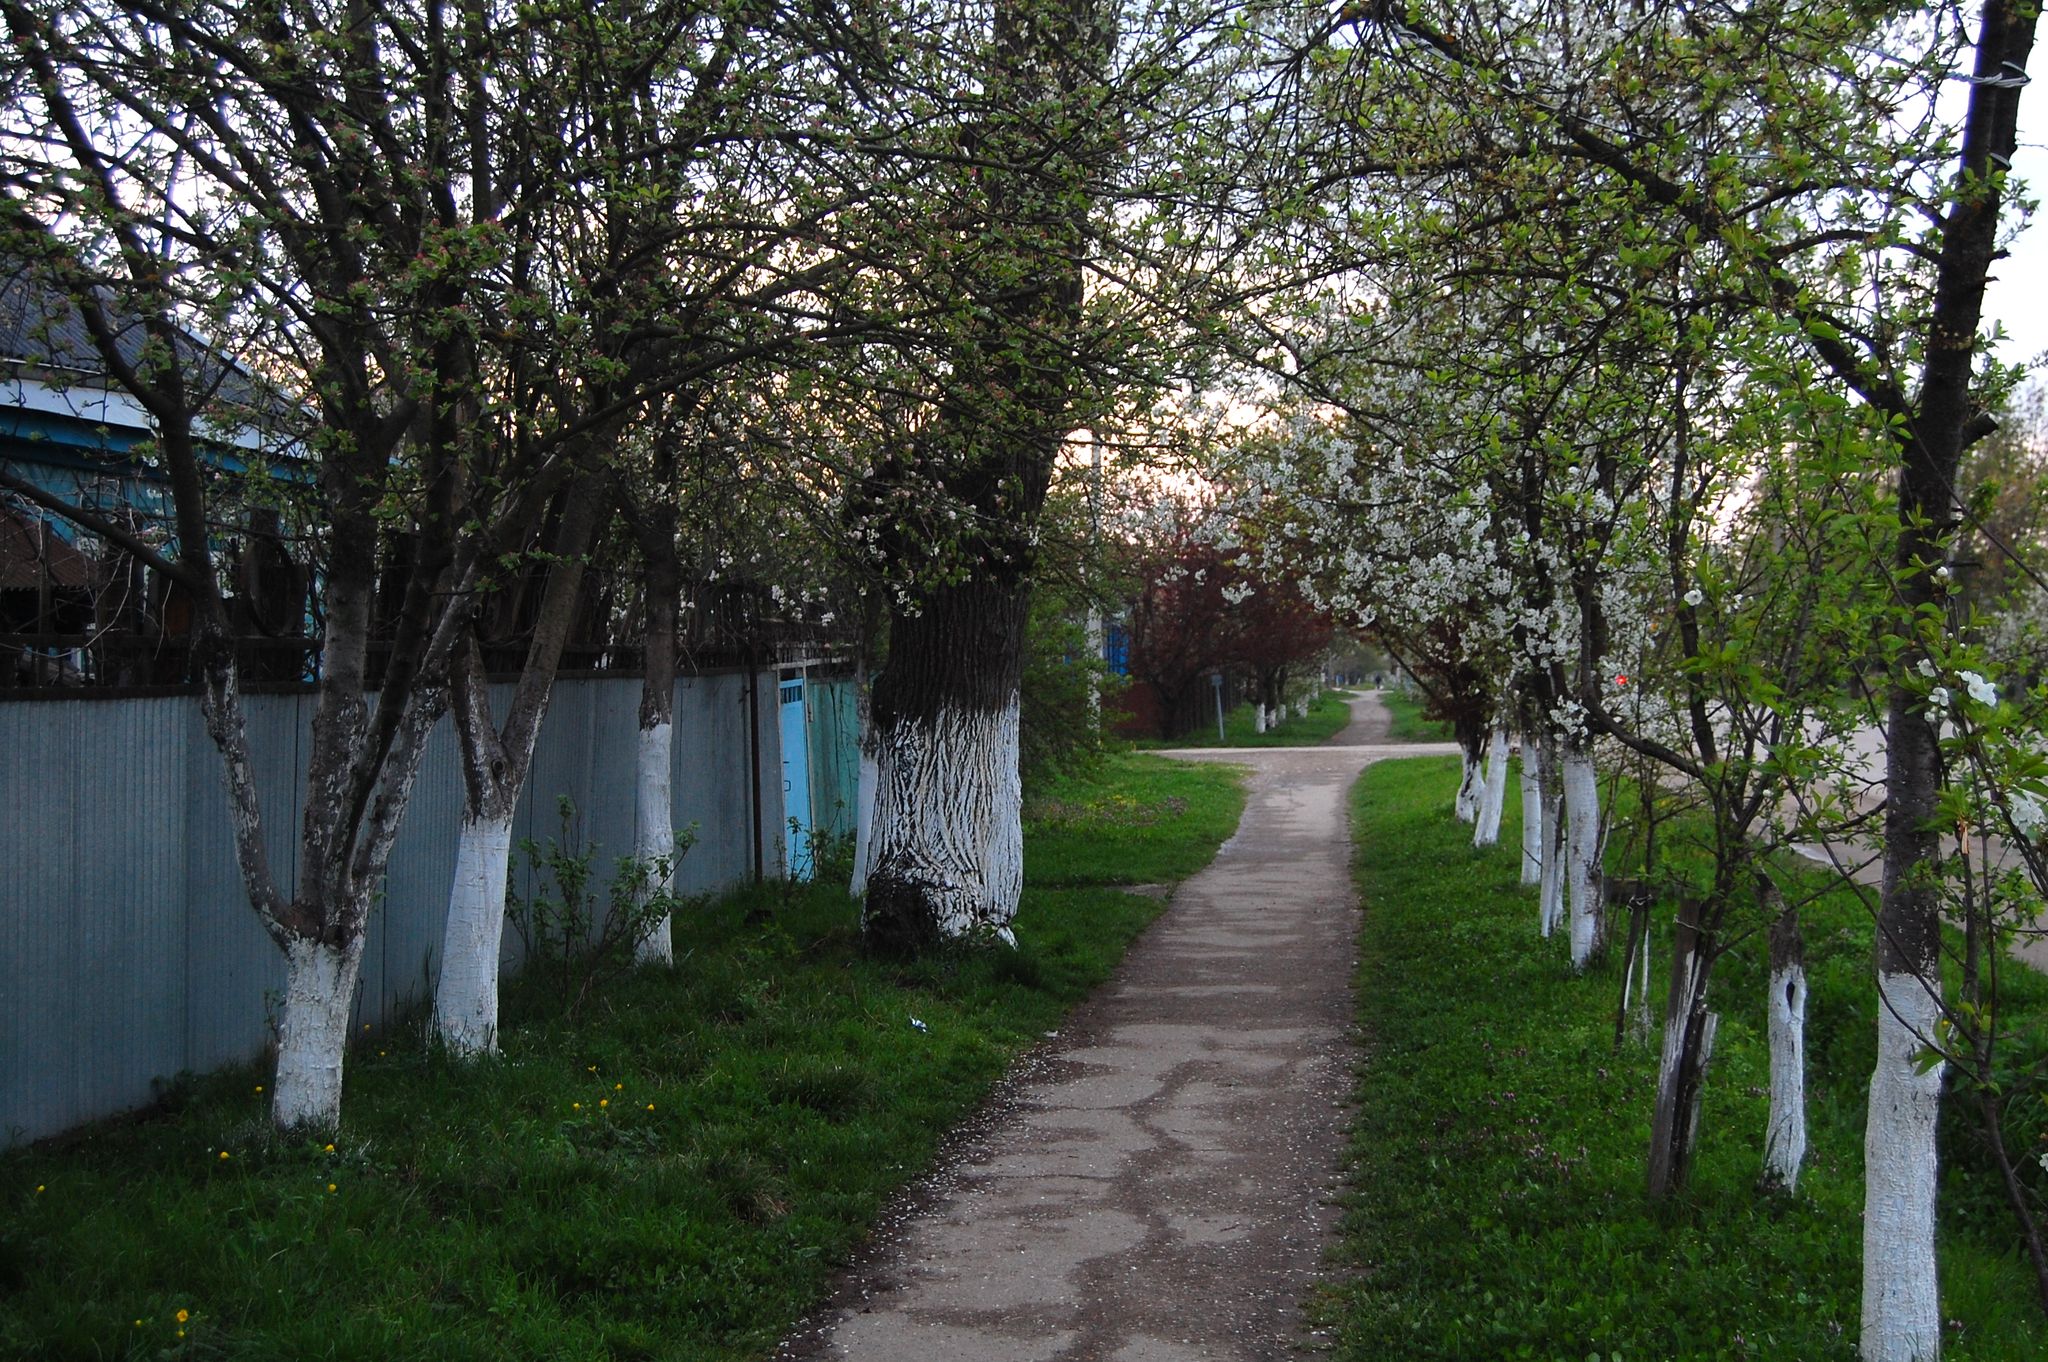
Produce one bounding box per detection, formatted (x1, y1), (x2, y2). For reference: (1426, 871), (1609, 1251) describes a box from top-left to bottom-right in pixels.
(1130, 688), (1353, 749)
(1327, 755), (2047, 1361)
(0, 754), (1245, 1362)
(1376, 687), (1453, 742)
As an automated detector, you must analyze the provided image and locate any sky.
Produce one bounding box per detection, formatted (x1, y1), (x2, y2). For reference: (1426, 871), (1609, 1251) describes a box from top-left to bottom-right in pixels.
(1985, 97), (2048, 368)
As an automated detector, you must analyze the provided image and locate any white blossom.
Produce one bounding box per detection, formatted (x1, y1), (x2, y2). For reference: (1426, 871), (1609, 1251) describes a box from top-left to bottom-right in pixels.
(1962, 671), (1997, 706)
(1683, 588), (1704, 608)
(2010, 793), (2045, 838)
(1929, 686), (1951, 710)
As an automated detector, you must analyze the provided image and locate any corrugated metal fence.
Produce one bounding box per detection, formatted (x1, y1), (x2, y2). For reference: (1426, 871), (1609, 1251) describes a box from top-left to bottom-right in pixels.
(0, 670), (858, 1147)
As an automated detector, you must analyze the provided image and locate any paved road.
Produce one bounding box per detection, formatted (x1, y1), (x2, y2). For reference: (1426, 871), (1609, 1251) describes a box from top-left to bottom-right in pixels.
(787, 695), (1457, 1362)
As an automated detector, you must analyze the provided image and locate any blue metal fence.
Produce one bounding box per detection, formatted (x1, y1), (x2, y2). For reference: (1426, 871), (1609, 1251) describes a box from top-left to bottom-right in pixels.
(1, 671), (857, 1146)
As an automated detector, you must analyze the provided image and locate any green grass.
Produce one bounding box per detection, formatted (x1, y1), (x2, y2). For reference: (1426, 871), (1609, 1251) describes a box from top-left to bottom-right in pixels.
(0, 755), (1246, 1362)
(1327, 755), (2048, 1361)
(1376, 687), (1453, 742)
(1131, 688), (1354, 748)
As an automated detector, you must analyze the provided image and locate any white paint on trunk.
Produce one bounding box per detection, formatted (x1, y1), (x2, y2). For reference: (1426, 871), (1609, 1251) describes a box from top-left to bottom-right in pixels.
(1254, 704), (1267, 734)
(1538, 780), (1565, 937)
(1474, 726), (1510, 847)
(851, 747), (879, 896)
(634, 719), (675, 965)
(1862, 970), (1945, 1362)
(1765, 962), (1809, 1191)
(433, 811), (516, 1056)
(1561, 740), (1602, 969)
(868, 698), (1022, 938)
(272, 935), (361, 1129)
(1519, 742), (1543, 885)
(1455, 752), (1480, 822)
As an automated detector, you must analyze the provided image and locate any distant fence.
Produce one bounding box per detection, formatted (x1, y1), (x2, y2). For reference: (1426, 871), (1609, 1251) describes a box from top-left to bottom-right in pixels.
(0, 669), (858, 1147)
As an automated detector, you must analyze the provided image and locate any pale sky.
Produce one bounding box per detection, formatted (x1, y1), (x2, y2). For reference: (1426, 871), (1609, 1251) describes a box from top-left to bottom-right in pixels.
(1985, 97), (2048, 368)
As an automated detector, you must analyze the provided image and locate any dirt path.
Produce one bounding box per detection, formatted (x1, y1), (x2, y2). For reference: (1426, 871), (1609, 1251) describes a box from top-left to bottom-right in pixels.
(786, 736), (1456, 1362)
(1322, 689), (1392, 746)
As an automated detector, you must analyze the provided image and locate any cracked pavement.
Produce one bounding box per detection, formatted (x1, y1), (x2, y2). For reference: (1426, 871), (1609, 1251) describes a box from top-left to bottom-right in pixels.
(785, 695), (1457, 1362)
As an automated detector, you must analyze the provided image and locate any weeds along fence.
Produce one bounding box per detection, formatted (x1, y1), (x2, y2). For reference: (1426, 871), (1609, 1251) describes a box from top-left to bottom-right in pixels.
(0, 670), (859, 1147)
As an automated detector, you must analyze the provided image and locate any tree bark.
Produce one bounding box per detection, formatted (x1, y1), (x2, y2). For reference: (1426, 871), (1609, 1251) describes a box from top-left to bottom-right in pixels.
(1474, 724), (1510, 847)
(1538, 733), (1566, 937)
(1519, 737), (1543, 886)
(1562, 732), (1603, 969)
(863, 577), (1027, 954)
(1863, 971), (1946, 1360)
(1861, 6), (2035, 1354)
(1763, 880), (1809, 1192)
(434, 472), (607, 1054)
(1648, 895), (1718, 1199)
(630, 499), (682, 964)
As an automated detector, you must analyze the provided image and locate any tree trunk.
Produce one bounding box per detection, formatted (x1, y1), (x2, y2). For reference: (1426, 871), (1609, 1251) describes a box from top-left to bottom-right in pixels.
(273, 933), (366, 1129)
(1519, 738), (1543, 886)
(434, 473), (606, 1054)
(632, 517), (681, 964)
(1648, 895), (1718, 1199)
(1455, 750), (1481, 822)
(1474, 725), (1510, 847)
(862, 577), (1027, 954)
(1863, 970), (1946, 1359)
(1561, 732), (1603, 968)
(1860, 7), (2035, 1355)
(1763, 884), (1809, 1192)
(1538, 735), (1566, 936)
(434, 807), (517, 1053)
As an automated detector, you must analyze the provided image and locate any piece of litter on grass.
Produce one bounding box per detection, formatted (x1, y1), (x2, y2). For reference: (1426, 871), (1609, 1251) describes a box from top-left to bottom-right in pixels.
(909, 1018), (928, 1033)
(1044, 1031), (1059, 1038)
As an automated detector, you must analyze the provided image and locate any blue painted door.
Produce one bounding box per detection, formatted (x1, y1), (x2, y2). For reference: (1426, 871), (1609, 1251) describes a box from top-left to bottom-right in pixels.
(779, 677), (813, 879)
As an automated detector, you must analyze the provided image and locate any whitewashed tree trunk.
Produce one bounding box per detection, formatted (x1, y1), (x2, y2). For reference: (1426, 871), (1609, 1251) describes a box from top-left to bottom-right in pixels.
(1761, 886), (1808, 1191)
(1519, 739), (1544, 886)
(1473, 726), (1510, 847)
(1648, 896), (1720, 1198)
(1538, 738), (1566, 936)
(1765, 962), (1810, 1191)
(1455, 751), (1481, 822)
(1862, 970), (1945, 1362)
(633, 718), (676, 964)
(433, 472), (603, 1056)
(851, 746), (879, 896)
(1561, 735), (1603, 969)
(1254, 703), (1267, 734)
(434, 810), (516, 1055)
(273, 933), (365, 1129)
(865, 697), (1023, 948)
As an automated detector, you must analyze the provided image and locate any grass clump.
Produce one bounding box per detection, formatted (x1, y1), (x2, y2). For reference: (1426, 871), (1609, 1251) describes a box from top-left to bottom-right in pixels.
(1326, 755), (2047, 1362)
(1374, 687), (1453, 742)
(1025, 751), (1247, 886)
(1131, 688), (1355, 749)
(0, 754), (1245, 1362)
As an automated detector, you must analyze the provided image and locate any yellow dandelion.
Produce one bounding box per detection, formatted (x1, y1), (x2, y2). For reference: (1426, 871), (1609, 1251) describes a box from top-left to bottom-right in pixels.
(614, 1084), (622, 1090)
(218, 1151), (230, 1160)
(254, 1085), (262, 1093)
(588, 1065), (596, 1072)
(324, 1144), (334, 1152)
(600, 1099), (608, 1108)
(646, 1104), (654, 1111)
(177, 1310), (189, 1323)
(572, 1102), (581, 1109)
(178, 1331), (186, 1338)
(135, 1320), (142, 1327)
(328, 1183), (337, 1192)
(35, 1185), (44, 1193)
